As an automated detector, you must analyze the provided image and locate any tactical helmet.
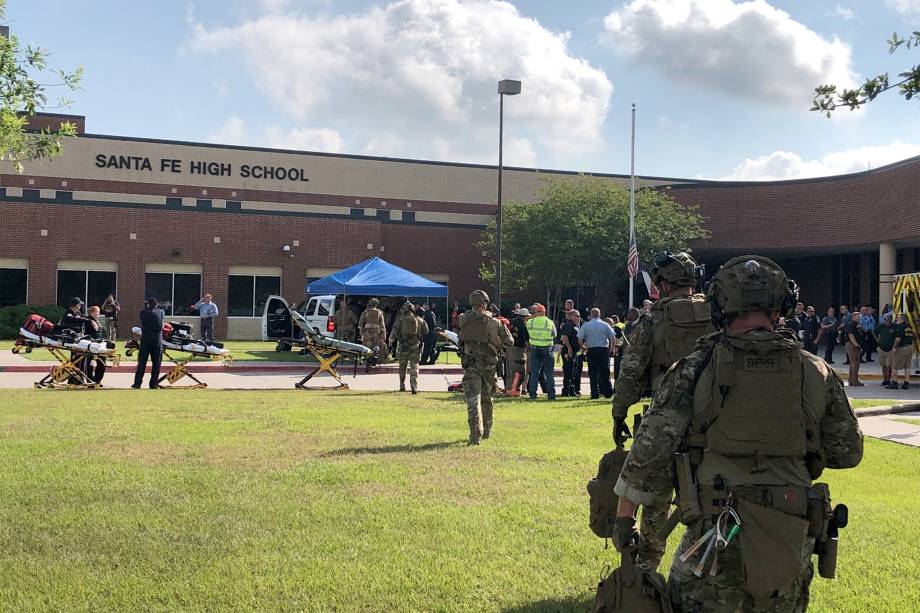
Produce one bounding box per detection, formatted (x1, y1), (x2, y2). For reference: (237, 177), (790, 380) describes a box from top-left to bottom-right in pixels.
(400, 301), (415, 313)
(469, 290), (490, 306)
(368, 298), (380, 307)
(706, 255), (798, 318)
(652, 251), (698, 287)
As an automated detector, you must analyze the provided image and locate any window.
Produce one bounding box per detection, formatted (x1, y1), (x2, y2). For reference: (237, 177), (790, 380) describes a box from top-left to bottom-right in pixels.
(57, 269), (117, 308)
(0, 267), (27, 306)
(144, 272), (201, 316)
(228, 274), (281, 316)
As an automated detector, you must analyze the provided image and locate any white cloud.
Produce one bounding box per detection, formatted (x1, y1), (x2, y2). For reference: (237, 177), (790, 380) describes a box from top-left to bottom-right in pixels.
(886, 0), (920, 16)
(188, 0), (612, 165)
(832, 4), (854, 20)
(722, 141), (920, 180)
(603, 0), (857, 106)
(209, 116), (247, 145)
(266, 126), (344, 153)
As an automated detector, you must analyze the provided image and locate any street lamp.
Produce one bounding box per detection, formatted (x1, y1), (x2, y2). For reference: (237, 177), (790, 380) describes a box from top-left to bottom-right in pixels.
(496, 78), (521, 310)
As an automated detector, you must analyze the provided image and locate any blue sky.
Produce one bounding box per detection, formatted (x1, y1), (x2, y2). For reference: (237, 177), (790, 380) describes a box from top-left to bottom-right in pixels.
(11, 0), (920, 180)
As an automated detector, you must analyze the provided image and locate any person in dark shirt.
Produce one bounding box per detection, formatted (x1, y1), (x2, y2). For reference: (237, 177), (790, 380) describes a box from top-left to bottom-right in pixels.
(893, 313), (914, 389)
(420, 304), (439, 365)
(132, 298), (165, 389)
(505, 308), (530, 395)
(801, 305), (820, 354)
(59, 297), (91, 335)
(874, 312), (898, 388)
(559, 309), (583, 397)
(82, 305), (108, 384)
(820, 306), (838, 363)
(845, 312), (864, 386)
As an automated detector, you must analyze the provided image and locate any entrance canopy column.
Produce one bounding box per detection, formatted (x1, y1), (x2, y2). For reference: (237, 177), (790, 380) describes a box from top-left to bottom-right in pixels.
(880, 242), (896, 309)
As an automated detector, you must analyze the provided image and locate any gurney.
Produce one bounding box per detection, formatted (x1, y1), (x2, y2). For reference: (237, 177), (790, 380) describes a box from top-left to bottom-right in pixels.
(286, 312), (376, 390)
(13, 314), (120, 389)
(125, 321), (232, 388)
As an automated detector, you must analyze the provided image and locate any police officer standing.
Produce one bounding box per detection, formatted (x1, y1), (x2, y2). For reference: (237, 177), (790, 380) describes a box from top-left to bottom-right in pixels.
(132, 298), (165, 389)
(610, 251), (716, 570)
(459, 290), (513, 445)
(389, 301), (428, 394)
(358, 298), (388, 361)
(612, 256), (863, 612)
(333, 299), (358, 342)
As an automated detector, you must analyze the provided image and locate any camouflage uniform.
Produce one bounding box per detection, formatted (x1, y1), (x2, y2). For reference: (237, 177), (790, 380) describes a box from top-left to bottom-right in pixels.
(459, 291), (513, 444)
(358, 302), (387, 362)
(611, 253), (716, 570)
(333, 305), (358, 342)
(614, 256), (863, 612)
(389, 304), (428, 392)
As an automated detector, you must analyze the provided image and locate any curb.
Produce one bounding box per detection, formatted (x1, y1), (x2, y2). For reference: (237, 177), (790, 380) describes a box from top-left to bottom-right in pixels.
(856, 402), (920, 417)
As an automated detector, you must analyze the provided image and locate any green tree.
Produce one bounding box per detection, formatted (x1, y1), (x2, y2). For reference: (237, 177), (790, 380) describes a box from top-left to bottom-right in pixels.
(0, 0), (82, 172)
(812, 31), (920, 116)
(479, 176), (708, 311)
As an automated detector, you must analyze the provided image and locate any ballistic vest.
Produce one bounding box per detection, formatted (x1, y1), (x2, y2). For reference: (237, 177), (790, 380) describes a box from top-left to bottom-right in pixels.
(648, 294), (716, 391)
(459, 310), (499, 358)
(526, 315), (554, 347)
(688, 331), (824, 488)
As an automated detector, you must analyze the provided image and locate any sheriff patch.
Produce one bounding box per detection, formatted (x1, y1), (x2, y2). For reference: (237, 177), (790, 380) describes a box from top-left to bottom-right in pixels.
(744, 356), (778, 371)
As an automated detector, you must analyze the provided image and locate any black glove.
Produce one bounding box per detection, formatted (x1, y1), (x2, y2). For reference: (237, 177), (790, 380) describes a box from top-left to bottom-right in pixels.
(613, 417), (632, 445)
(612, 516), (638, 553)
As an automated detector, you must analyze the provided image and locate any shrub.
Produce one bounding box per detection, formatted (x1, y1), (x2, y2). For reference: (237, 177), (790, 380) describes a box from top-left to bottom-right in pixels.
(0, 304), (66, 339)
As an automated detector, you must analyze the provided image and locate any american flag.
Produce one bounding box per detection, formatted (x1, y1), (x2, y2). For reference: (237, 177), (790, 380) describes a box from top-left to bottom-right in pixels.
(627, 236), (639, 278)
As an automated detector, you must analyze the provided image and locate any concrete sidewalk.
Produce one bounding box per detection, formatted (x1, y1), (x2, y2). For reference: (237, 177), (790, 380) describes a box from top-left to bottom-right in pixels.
(858, 411), (920, 447)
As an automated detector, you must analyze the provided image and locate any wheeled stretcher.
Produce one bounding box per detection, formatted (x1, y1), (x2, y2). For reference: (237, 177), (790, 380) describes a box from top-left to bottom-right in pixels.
(13, 315), (120, 389)
(289, 312), (375, 390)
(125, 322), (232, 388)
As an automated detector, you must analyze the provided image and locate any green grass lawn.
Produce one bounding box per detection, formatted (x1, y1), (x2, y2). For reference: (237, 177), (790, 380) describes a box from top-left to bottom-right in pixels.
(0, 340), (464, 365)
(0, 391), (916, 612)
(850, 399), (903, 410)
(895, 418), (920, 427)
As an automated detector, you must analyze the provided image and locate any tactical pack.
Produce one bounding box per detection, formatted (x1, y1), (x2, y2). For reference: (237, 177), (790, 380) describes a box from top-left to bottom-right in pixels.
(587, 445), (629, 539)
(648, 294), (715, 391)
(593, 550), (672, 613)
(398, 313), (420, 337)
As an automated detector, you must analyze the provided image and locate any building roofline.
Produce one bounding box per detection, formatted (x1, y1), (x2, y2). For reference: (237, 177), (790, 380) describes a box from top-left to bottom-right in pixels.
(78, 131), (920, 188)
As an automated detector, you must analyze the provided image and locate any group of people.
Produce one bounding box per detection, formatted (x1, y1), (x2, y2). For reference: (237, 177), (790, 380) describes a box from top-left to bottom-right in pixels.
(455, 252), (864, 612)
(778, 302), (915, 390)
(332, 298), (441, 366)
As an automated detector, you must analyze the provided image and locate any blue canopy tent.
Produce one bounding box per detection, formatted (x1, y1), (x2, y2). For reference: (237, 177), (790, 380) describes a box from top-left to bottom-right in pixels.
(305, 257), (448, 298)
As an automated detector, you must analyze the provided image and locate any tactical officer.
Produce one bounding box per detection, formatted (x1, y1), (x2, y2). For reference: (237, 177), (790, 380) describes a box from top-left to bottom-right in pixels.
(389, 301), (428, 394)
(613, 256), (863, 612)
(610, 251), (716, 570)
(333, 299), (358, 342)
(458, 290), (513, 445)
(358, 298), (388, 361)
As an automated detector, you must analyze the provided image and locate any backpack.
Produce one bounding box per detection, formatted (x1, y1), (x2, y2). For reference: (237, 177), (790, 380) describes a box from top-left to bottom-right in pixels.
(587, 445), (629, 539)
(23, 314), (54, 336)
(593, 551), (672, 613)
(398, 313), (420, 337)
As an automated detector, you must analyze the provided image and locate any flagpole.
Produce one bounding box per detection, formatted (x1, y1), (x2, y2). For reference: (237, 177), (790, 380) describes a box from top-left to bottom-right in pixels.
(628, 102), (636, 310)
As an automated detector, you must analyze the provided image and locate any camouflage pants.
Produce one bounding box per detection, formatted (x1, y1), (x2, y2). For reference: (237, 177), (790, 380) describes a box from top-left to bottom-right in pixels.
(398, 349), (420, 390)
(668, 521), (814, 613)
(463, 360), (497, 442)
(638, 492), (671, 570)
(363, 330), (388, 361)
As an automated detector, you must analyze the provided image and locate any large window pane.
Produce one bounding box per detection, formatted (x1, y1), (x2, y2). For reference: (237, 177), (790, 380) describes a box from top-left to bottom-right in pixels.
(57, 270), (87, 308)
(173, 274), (201, 317)
(87, 271), (117, 308)
(255, 276), (281, 317)
(145, 273), (174, 316)
(0, 268), (27, 307)
(228, 275), (255, 317)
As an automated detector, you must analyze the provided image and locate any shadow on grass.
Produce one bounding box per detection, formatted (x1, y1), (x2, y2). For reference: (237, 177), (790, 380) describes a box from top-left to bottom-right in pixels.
(501, 594), (594, 613)
(321, 440), (466, 456)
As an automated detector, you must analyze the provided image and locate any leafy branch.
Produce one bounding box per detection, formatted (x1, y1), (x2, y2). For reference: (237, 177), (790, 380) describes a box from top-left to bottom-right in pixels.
(812, 31), (920, 117)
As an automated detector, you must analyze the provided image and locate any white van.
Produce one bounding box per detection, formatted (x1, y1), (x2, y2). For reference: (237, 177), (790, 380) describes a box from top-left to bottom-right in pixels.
(262, 294), (336, 349)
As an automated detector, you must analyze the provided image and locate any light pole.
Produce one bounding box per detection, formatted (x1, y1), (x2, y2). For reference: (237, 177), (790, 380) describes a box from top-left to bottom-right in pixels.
(496, 79), (521, 310)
